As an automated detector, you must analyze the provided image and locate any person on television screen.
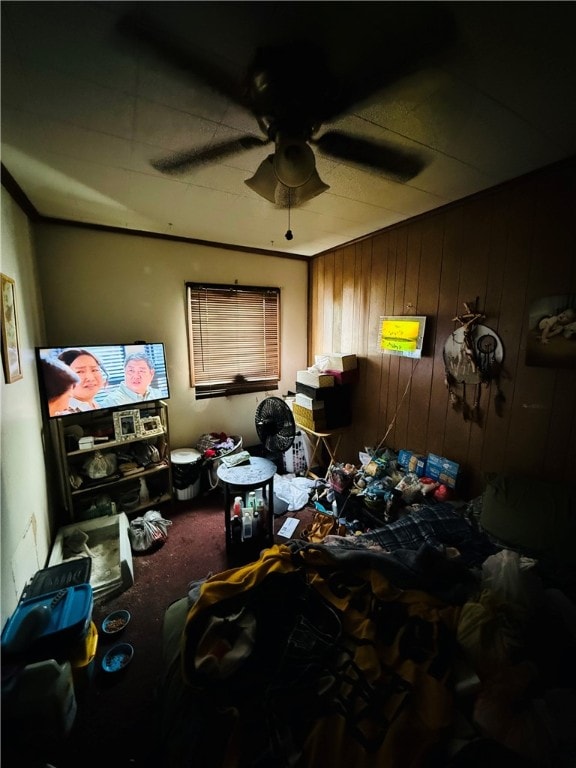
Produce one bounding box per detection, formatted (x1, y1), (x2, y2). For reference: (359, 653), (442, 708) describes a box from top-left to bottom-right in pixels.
(103, 352), (163, 406)
(42, 357), (80, 416)
(57, 348), (107, 410)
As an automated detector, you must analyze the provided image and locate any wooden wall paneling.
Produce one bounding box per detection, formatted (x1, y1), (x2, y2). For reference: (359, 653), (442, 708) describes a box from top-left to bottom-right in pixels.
(388, 227), (410, 450)
(479, 192), (511, 477)
(308, 257), (322, 365)
(547, 374), (576, 476)
(427, 204), (463, 462)
(373, 232), (395, 452)
(522, 167), (576, 476)
(497, 181), (542, 477)
(309, 160), (576, 488)
(345, 243), (361, 452)
(341, 244), (357, 355)
(356, 239), (372, 359)
(364, 233), (390, 451)
(350, 240), (374, 455)
(508, 368), (556, 476)
(458, 196), (494, 484)
(441, 206), (480, 487)
(320, 250), (335, 358)
(332, 248), (344, 353)
(404, 221), (431, 455)
(417, 214), (445, 453)
(383, 227), (406, 449)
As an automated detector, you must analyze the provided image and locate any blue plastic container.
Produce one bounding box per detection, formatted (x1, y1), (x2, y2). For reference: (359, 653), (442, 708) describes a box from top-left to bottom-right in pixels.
(1, 584), (93, 661)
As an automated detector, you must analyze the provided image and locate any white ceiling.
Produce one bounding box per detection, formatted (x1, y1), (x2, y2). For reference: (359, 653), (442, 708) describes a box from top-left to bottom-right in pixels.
(2, 1), (576, 257)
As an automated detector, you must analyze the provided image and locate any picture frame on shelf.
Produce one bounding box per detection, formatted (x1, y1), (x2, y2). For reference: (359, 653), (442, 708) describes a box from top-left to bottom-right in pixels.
(138, 415), (164, 437)
(113, 409), (141, 441)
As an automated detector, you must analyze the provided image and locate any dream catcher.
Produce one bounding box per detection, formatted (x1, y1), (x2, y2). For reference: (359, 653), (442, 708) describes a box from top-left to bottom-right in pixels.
(443, 301), (505, 423)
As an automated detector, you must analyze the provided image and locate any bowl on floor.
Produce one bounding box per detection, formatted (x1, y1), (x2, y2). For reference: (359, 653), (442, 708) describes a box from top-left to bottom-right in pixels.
(101, 609), (131, 636)
(101, 642), (134, 673)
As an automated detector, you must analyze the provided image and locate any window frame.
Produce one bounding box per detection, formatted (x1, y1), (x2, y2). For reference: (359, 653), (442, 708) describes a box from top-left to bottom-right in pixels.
(186, 282), (281, 400)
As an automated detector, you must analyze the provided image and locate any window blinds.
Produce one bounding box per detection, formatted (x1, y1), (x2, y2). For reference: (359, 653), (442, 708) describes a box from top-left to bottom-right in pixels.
(186, 283), (280, 399)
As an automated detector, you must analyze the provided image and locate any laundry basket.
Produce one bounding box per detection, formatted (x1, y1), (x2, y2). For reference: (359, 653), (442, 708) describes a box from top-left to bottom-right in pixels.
(201, 435), (243, 490)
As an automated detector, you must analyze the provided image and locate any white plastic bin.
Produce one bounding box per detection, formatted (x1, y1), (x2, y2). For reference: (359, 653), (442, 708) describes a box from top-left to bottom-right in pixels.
(171, 448), (203, 500)
(48, 513), (134, 600)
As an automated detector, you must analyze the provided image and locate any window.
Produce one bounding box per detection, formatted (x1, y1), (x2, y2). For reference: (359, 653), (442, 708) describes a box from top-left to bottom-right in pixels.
(186, 283), (280, 399)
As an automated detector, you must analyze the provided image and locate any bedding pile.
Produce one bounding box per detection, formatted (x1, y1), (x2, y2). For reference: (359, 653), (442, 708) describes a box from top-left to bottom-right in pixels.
(168, 542), (466, 768)
(158, 486), (576, 767)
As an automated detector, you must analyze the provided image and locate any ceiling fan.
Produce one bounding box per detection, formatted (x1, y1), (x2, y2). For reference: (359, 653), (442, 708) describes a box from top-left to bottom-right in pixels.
(119, 5), (456, 207)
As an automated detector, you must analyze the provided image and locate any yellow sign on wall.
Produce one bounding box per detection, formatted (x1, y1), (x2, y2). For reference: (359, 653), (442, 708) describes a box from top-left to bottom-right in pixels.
(379, 316), (426, 358)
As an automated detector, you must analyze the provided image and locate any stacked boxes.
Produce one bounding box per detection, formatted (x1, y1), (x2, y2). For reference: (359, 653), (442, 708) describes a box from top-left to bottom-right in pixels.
(294, 353), (357, 431)
(397, 449), (427, 477)
(425, 453), (460, 488)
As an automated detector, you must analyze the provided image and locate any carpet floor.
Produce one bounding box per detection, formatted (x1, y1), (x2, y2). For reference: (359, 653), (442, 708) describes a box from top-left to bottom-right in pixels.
(4, 489), (314, 768)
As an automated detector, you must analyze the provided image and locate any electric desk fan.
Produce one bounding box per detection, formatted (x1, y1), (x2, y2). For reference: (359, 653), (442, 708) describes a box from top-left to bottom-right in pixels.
(255, 397), (296, 472)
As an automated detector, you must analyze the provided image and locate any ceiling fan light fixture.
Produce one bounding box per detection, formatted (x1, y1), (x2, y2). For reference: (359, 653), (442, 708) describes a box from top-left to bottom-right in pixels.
(245, 155), (329, 206)
(273, 136), (315, 188)
(275, 170), (329, 206)
(244, 155), (278, 203)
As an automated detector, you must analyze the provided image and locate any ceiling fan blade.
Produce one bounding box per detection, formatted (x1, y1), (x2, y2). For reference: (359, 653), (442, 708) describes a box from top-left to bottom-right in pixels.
(314, 131), (425, 182)
(117, 12), (251, 110)
(313, 3), (458, 123)
(152, 135), (270, 175)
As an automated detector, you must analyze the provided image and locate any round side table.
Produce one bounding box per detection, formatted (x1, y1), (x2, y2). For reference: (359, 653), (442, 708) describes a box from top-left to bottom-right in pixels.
(217, 456), (276, 561)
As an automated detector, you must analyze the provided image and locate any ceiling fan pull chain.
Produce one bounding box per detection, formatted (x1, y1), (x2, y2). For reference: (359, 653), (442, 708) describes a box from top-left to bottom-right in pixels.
(285, 189), (293, 240)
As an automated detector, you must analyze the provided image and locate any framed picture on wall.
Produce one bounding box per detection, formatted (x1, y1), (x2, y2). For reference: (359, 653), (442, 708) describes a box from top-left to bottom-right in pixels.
(1, 273), (23, 383)
(526, 294), (576, 368)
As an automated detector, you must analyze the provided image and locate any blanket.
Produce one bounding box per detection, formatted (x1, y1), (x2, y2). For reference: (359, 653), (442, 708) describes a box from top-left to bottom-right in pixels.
(173, 542), (464, 768)
(343, 502), (500, 568)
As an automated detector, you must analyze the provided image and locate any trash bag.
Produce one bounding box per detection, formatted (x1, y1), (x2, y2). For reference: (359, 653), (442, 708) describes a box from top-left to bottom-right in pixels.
(128, 510), (172, 553)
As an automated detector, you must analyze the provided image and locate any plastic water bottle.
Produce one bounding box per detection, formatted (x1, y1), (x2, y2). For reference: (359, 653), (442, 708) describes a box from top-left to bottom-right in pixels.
(139, 477), (150, 505)
(231, 514), (242, 544)
(242, 510), (253, 540)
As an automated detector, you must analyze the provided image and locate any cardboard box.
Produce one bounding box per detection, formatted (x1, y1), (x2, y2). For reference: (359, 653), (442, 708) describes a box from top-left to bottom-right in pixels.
(316, 353), (357, 372)
(425, 453), (460, 488)
(295, 384), (352, 429)
(296, 382), (353, 401)
(324, 368), (359, 386)
(295, 393), (325, 410)
(293, 403), (327, 432)
(296, 370), (335, 388)
(397, 449), (427, 477)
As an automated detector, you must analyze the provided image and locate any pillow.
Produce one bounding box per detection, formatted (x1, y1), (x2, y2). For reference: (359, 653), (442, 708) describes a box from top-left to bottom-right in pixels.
(480, 473), (576, 565)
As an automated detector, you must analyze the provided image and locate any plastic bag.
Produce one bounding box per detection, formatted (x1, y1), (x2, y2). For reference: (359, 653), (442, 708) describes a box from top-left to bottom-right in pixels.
(83, 450), (117, 479)
(481, 549), (540, 617)
(128, 510), (172, 553)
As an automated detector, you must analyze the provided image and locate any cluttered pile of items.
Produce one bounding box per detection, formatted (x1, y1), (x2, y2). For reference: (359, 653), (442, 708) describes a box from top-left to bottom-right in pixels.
(301, 446), (463, 543)
(312, 448), (459, 524)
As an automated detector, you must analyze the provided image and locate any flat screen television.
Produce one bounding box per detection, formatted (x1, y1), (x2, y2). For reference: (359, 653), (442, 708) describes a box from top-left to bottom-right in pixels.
(379, 316), (427, 359)
(36, 342), (170, 418)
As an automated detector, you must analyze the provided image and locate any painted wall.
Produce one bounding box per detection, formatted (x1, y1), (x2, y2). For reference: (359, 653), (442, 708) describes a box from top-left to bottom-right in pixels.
(309, 160), (576, 496)
(33, 225), (309, 452)
(1, 213), (308, 627)
(1, 188), (52, 625)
